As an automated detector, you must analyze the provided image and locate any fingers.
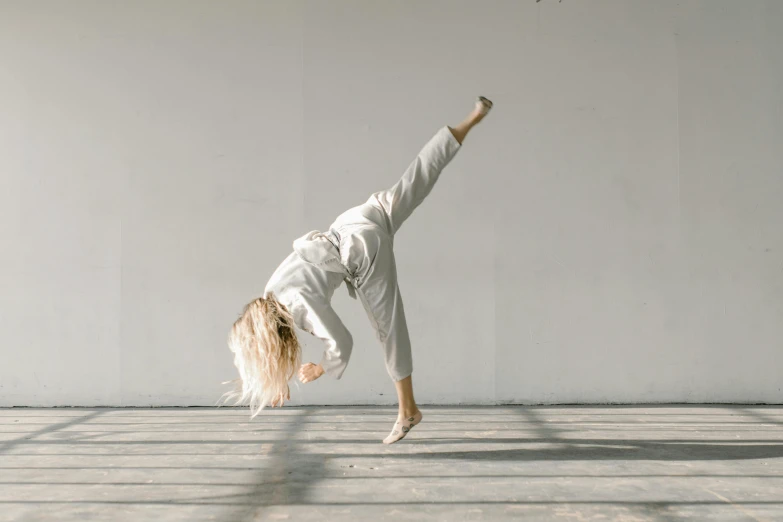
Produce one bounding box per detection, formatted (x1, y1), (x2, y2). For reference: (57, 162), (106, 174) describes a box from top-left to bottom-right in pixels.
(297, 362), (325, 384)
(270, 390), (290, 408)
(298, 363), (316, 384)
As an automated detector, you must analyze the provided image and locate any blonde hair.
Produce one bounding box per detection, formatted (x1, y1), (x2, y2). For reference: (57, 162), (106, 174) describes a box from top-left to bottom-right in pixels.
(221, 293), (301, 418)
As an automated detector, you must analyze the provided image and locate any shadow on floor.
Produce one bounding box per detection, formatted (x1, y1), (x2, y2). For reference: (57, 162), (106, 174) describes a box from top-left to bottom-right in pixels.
(366, 440), (783, 461)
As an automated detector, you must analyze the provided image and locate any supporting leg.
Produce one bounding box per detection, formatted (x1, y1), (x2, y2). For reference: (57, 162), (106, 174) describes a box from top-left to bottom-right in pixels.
(383, 374), (423, 444)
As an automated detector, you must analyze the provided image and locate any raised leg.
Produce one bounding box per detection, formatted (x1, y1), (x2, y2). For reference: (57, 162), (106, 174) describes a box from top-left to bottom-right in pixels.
(368, 97), (493, 235)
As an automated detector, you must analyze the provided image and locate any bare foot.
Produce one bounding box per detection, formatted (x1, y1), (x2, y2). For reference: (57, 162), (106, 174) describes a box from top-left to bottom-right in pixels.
(469, 96), (493, 124)
(383, 410), (423, 444)
(449, 96), (494, 144)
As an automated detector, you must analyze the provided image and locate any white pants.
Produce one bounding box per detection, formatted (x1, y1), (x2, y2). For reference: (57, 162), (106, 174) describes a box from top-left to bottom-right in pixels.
(328, 126), (462, 381)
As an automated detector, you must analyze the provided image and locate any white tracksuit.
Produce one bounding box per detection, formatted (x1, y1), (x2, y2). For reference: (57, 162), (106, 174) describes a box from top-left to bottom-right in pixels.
(264, 126), (461, 381)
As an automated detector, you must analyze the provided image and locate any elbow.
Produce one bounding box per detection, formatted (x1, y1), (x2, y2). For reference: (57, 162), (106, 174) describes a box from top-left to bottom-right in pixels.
(321, 330), (353, 381)
(337, 330), (354, 363)
(333, 330), (354, 379)
(344, 330), (354, 353)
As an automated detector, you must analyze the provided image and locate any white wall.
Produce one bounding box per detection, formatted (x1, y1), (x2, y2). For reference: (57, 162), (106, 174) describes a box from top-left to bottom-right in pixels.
(1, 0), (781, 407)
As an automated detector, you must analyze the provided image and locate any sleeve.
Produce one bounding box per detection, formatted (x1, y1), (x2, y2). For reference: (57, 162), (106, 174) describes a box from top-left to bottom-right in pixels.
(298, 295), (354, 380)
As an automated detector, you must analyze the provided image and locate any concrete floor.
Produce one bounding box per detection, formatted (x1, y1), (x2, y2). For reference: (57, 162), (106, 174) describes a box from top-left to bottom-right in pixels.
(0, 406), (782, 521)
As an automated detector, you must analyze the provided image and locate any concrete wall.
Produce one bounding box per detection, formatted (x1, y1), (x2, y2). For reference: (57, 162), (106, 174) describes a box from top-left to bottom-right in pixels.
(2, 0), (781, 407)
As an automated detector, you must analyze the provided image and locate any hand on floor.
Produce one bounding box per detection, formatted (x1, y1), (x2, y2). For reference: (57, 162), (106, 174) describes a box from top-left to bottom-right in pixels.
(269, 385), (290, 407)
(298, 362), (325, 384)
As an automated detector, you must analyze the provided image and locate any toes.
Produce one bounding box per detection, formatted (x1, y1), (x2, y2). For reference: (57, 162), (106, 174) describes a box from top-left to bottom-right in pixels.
(383, 412), (422, 444)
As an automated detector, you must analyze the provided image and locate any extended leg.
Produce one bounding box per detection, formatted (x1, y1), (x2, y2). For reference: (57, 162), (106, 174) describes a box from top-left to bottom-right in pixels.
(368, 97), (493, 235)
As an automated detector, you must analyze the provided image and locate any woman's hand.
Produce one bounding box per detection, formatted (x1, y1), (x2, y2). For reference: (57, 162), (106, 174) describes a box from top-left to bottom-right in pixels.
(298, 362), (325, 384)
(270, 384), (290, 407)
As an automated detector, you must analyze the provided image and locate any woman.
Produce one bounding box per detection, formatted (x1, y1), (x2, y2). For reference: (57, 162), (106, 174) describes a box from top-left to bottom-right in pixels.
(227, 97), (493, 444)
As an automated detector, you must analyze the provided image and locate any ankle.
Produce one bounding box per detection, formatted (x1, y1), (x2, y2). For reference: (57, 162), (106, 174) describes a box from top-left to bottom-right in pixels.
(399, 407), (419, 418)
(468, 111), (484, 126)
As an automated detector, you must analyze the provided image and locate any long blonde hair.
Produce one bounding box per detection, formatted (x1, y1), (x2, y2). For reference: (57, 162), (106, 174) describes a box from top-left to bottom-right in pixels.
(221, 293), (301, 418)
